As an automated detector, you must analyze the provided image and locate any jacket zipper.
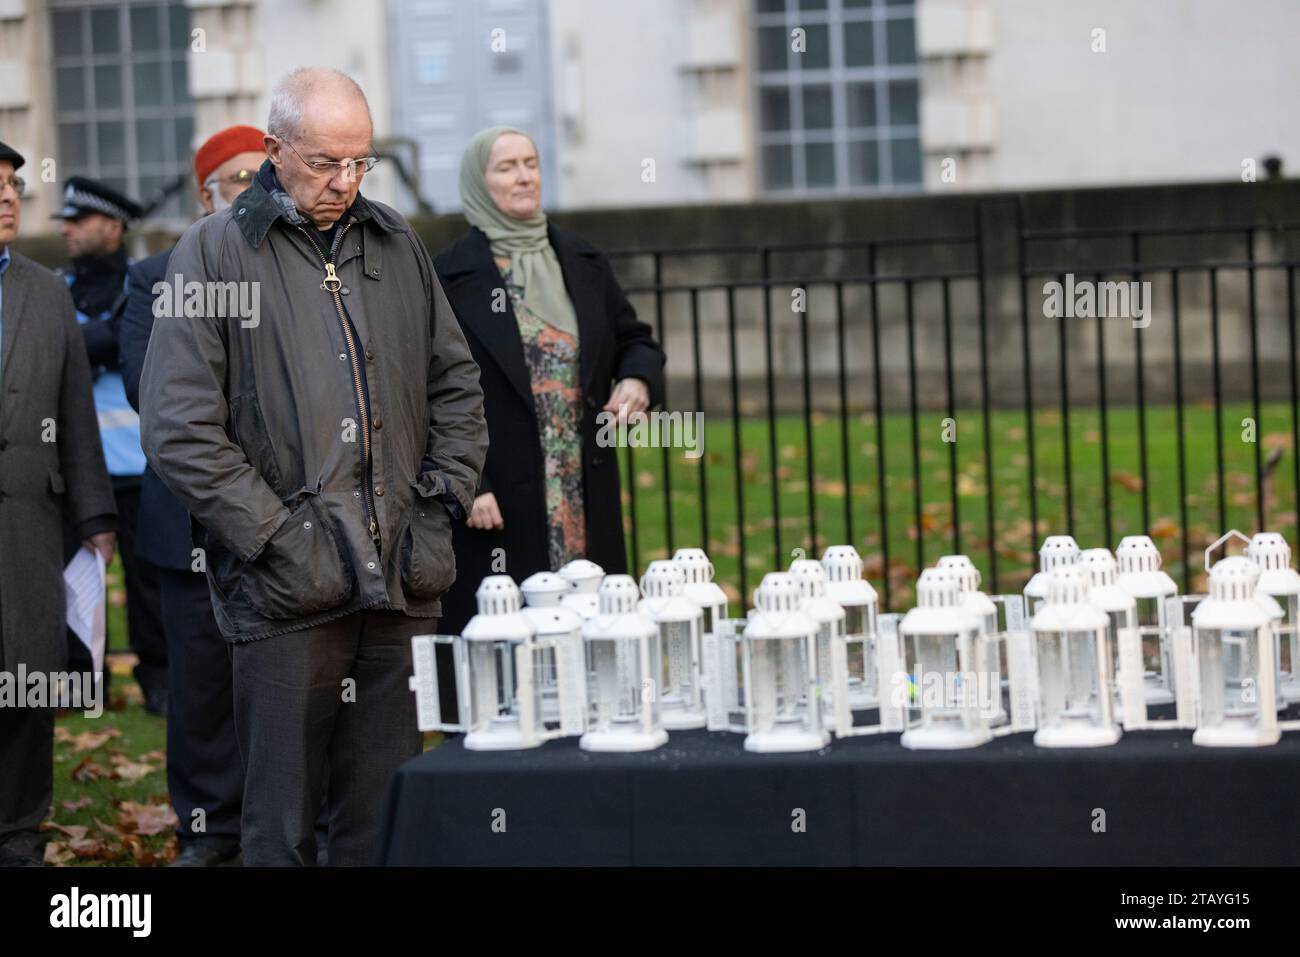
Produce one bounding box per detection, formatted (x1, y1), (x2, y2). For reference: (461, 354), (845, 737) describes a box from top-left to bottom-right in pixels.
(293, 220), (381, 553)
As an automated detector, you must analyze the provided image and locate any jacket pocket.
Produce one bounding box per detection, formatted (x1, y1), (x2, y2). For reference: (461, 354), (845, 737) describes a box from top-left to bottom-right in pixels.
(400, 500), (456, 600)
(241, 496), (354, 621)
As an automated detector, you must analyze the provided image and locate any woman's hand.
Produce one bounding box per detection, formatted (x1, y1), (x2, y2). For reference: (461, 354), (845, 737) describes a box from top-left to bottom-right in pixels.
(602, 377), (650, 419)
(82, 531), (116, 564)
(467, 492), (505, 530)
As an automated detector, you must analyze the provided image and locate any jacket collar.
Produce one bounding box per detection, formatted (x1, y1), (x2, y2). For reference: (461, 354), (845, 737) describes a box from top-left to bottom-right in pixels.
(232, 159), (407, 249)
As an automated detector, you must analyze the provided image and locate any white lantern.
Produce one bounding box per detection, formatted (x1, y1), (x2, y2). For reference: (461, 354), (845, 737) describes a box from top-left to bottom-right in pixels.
(1114, 535), (1179, 706)
(580, 574), (667, 752)
(899, 567), (991, 749)
(639, 560), (706, 730)
(1024, 535), (1080, 618)
(1191, 556), (1279, 747)
(1246, 532), (1300, 706)
(789, 559), (846, 730)
(821, 545), (880, 709)
(1031, 565), (1122, 748)
(936, 555), (1005, 727)
(672, 547), (728, 637)
(408, 576), (580, 750)
(558, 559), (605, 620)
(742, 573), (829, 752)
(520, 571), (587, 729)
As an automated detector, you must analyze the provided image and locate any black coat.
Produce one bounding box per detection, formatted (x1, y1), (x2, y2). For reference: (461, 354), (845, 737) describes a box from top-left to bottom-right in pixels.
(433, 225), (665, 633)
(0, 252), (117, 676)
(120, 248), (194, 571)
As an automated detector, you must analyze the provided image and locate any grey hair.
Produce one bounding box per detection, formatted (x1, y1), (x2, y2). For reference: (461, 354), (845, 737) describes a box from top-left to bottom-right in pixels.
(267, 67), (373, 141)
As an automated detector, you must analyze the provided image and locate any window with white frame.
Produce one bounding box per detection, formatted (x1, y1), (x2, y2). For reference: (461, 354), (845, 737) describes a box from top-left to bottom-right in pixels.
(51, 1), (196, 224)
(754, 0), (920, 195)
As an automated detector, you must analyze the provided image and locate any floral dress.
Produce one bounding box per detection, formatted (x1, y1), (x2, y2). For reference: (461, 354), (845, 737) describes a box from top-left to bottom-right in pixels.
(496, 256), (587, 569)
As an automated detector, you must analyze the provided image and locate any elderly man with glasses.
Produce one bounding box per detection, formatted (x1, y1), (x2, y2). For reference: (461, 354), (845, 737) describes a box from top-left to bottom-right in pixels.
(140, 68), (487, 866)
(0, 141), (117, 867)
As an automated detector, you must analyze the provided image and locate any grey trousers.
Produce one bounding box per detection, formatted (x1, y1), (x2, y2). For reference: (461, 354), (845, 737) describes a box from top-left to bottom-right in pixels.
(231, 609), (427, 866)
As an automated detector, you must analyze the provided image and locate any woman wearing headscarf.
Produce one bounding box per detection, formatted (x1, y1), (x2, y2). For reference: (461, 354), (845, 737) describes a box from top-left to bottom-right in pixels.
(434, 126), (666, 635)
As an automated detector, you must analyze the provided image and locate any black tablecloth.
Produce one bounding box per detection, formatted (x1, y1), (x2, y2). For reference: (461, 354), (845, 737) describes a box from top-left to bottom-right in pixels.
(378, 722), (1300, 866)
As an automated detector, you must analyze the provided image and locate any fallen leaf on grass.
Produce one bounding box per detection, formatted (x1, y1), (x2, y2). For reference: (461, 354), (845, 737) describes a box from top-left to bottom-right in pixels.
(70, 755), (112, 783)
(61, 796), (93, 811)
(53, 726), (121, 752)
(115, 800), (178, 837)
(108, 752), (158, 782)
(44, 842), (75, 865)
(43, 822), (89, 841)
(1110, 472), (1144, 493)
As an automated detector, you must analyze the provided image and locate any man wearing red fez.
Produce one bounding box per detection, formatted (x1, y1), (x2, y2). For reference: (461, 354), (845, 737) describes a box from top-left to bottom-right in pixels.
(118, 125), (267, 867)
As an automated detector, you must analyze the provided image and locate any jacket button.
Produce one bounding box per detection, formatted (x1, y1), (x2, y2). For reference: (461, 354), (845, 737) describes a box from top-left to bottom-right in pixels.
(338, 353), (346, 361)
(592, 455), (604, 468)
(365, 349), (375, 361)
(373, 418), (382, 430)
(342, 287), (350, 295)
(375, 486), (385, 497)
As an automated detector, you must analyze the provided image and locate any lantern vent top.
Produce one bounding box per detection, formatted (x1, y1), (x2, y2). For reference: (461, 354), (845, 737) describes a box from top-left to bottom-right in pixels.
(1116, 535), (1161, 574)
(1046, 565), (1091, 606)
(475, 575), (523, 615)
(559, 559), (605, 593)
(520, 572), (569, 607)
(1039, 535), (1080, 572)
(1209, 556), (1261, 603)
(641, 560), (686, 599)
(672, 548), (715, 584)
(936, 555), (980, 593)
(821, 545), (864, 582)
(754, 572), (803, 614)
(1080, 548), (1118, 587)
(916, 567), (961, 608)
(1247, 532), (1292, 571)
(597, 574), (641, 615)
(789, 559), (828, 598)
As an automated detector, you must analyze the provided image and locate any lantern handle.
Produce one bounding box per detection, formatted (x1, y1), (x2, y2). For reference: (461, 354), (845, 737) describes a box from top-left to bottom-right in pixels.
(1204, 529), (1251, 574)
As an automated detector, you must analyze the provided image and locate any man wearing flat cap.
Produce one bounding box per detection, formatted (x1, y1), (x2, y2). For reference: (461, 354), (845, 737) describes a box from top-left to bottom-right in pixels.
(120, 125), (268, 867)
(0, 141), (117, 866)
(57, 176), (168, 716)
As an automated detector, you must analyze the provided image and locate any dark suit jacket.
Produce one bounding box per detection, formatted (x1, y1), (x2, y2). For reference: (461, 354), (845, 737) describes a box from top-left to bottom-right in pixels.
(0, 251), (116, 675)
(433, 224), (665, 633)
(120, 247), (194, 571)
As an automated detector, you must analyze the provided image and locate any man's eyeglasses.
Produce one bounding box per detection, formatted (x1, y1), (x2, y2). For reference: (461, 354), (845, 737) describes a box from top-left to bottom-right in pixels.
(204, 168), (258, 191)
(280, 139), (378, 181)
(0, 176), (25, 198)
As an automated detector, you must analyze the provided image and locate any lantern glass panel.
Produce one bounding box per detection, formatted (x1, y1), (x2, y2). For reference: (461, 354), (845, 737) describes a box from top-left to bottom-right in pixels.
(909, 632), (963, 721)
(1198, 627), (1262, 728)
(587, 637), (661, 732)
(1038, 629), (1104, 727)
(750, 637), (813, 727)
(660, 620), (697, 702)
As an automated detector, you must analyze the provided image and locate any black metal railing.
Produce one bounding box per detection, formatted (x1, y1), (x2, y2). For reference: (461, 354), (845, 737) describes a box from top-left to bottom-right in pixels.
(606, 198), (1300, 610)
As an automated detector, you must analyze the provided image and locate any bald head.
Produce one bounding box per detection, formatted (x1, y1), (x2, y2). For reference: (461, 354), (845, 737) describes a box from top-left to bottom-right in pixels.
(265, 67), (375, 229)
(267, 67), (372, 143)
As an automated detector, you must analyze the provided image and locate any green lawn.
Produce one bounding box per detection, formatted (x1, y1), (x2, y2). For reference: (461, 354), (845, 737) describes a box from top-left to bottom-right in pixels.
(620, 401), (1298, 609)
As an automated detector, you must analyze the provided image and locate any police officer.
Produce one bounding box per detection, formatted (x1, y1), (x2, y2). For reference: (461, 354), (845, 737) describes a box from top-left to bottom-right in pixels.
(56, 177), (167, 715)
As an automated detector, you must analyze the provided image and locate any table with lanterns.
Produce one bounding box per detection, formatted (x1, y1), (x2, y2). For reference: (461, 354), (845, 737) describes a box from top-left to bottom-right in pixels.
(379, 535), (1300, 866)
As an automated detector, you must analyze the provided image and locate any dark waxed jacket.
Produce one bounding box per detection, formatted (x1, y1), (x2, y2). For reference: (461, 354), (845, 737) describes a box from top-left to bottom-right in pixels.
(139, 165), (487, 641)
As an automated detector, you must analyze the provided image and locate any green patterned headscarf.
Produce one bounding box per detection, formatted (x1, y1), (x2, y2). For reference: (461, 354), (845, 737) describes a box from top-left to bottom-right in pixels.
(459, 126), (579, 338)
